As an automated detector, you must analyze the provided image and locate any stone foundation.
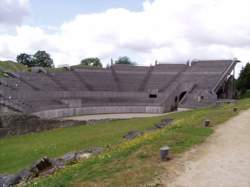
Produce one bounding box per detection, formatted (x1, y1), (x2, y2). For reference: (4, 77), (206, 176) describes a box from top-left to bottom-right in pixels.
(32, 105), (165, 119)
(0, 114), (86, 138)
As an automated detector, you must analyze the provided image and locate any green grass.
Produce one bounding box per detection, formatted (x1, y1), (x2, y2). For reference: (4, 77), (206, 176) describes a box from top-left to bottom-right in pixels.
(70, 64), (102, 69)
(241, 90), (250, 98)
(0, 60), (102, 76)
(0, 60), (27, 72)
(0, 60), (28, 77)
(1, 99), (250, 187)
(0, 118), (162, 173)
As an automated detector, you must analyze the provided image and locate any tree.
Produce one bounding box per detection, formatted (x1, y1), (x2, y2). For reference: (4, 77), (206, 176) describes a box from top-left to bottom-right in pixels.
(16, 53), (32, 67)
(80, 58), (102, 67)
(237, 63), (250, 93)
(115, 56), (135, 65)
(33, 51), (54, 68)
(16, 51), (54, 68)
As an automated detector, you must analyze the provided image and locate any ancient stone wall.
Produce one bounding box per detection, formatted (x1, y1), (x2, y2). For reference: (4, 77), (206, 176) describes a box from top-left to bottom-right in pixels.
(0, 114), (86, 138)
(32, 105), (165, 119)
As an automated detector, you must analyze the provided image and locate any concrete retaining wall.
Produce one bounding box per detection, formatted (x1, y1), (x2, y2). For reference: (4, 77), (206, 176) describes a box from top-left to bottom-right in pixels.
(33, 105), (165, 119)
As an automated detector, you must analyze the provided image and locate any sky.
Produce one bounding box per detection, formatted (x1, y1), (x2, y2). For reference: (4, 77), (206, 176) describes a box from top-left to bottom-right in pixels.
(0, 0), (249, 73)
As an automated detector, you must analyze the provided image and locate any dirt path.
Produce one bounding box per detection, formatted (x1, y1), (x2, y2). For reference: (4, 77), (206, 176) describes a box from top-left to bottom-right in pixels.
(161, 109), (250, 187)
(61, 109), (189, 121)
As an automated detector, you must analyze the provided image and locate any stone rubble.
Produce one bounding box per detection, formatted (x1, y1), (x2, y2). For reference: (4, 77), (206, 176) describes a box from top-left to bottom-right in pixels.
(0, 147), (104, 187)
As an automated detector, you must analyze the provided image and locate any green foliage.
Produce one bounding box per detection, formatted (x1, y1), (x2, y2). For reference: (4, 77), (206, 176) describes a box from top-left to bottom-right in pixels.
(115, 56), (136, 65)
(16, 51), (54, 68)
(80, 57), (102, 68)
(33, 51), (54, 68)
(240, 90), (250, 98)
(0, 60), (28, 77)
(237, 63), (250, 93)
(16, 53), (32, 67)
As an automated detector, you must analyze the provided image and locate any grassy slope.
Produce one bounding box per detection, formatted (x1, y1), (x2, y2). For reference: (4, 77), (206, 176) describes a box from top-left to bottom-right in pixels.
(0, 60), (27, 72)
(0, 99), (249, 186)
(0, 61), (103, 75)
(26, 99), (250, 187)
(0, 60), (28, 77)
(71, 64), (102, 69)
(0, 118), (162, 173)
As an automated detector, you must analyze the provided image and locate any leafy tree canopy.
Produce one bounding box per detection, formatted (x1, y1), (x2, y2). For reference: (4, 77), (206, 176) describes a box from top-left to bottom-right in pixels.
(33, 51), (54, 68)
(237, 63), (250, 93)
(16, 51), (54, 68)
(80, 57), (102, 67)
(16, 53), (33, 67)
(115, 56), (136, 65)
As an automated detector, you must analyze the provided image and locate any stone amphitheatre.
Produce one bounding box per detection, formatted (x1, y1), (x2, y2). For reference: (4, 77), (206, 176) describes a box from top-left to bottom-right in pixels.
(1, 59), (247, 187)
(0, 59), (236, 118)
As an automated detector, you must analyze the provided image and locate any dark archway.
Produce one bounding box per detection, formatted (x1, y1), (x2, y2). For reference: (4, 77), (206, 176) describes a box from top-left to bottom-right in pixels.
(170, 96), (178, 111)
(179, 91), (187, 102)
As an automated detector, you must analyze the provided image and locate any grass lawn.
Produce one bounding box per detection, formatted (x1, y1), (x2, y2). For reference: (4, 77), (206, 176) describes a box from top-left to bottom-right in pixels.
(0, 61), (27, 72)
(0, 60), (28, 77)
(0, 117), (163, 173)
(1, 99), (250, 186)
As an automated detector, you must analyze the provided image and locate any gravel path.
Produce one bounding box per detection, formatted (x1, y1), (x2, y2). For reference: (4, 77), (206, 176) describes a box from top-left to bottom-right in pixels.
(162, 109), (250, 187)
(62, 113), (166, 121)
(61, 109), (189, 121)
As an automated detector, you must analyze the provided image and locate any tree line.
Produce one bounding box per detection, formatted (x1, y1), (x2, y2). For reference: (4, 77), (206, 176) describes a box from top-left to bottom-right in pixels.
(17, 51), (135, 68)
(237, 63), (250, 95)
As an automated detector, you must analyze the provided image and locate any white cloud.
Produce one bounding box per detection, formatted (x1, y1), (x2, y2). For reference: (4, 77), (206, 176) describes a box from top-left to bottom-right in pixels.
(0, 0), (29, 25)
(0, 0), (250, 72)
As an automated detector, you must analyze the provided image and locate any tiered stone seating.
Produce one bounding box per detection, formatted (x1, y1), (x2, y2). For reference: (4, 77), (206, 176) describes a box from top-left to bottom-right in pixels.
(48, 72), (87, 91)
(0, 60), (236, 118)
(0, 77), (33, 91)
(113, 65), (149, 91)
(75, 69), (118, 91)
(116, 72), (147, 91)
(180, 60), (231, 90)
(113, 64), (148, 72)
(17, 72), (62, 91)
(191, 60), (230, 71)
(145, 64), (186, 91)
(26, 100), (67, 113)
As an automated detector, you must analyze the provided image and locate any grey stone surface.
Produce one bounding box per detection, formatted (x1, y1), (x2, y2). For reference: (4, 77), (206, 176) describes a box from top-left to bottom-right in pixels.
(33, 106), (165, 119)
(0, 147), (105, 186)
(0, 113), (87, 138)
(0, 174), (20, 187)
(123, 131), (144, 140)
(154, 118), (173, 129)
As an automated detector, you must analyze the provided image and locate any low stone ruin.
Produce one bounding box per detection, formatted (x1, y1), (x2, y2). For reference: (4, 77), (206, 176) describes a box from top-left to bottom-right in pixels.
(0, 113), (86, 138)
(0, 147), (104, 187)
(154, 118), (173, 129)
(123, 118), (173, 140)
(123, 131), (144, 140)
